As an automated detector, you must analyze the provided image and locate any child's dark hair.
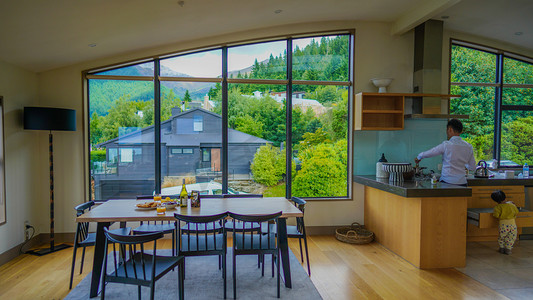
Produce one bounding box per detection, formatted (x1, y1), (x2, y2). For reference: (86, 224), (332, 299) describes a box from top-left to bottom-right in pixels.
(491, 190), (506, 204)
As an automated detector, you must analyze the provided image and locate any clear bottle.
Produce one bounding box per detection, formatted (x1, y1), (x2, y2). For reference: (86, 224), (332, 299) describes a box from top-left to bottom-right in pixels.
(524, 163), (529, 179)
(179, 179), (188, 207)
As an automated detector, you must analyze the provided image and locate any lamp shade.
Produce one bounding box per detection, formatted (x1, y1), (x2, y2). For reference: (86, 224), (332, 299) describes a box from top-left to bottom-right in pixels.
(24, 107), (76, 131)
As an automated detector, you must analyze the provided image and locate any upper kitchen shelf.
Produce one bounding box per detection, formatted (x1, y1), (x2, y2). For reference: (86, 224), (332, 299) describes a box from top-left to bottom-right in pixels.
(354, 92), (464, 131)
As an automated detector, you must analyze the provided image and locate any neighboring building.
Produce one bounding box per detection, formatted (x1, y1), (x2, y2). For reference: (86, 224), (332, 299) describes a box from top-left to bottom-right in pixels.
(253, 91), (327, 116)
(93, 108), (269, 199)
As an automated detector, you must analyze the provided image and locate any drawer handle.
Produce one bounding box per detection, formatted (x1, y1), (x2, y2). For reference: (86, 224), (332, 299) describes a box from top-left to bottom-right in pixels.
(517, 216), (532, 218)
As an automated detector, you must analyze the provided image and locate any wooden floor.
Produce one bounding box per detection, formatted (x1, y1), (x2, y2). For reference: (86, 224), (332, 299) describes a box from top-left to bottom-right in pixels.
(0, 235), (507, 300)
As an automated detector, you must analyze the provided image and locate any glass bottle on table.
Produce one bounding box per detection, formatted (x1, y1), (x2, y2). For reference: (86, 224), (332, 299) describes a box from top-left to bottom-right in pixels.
(179, 179), (188, 207)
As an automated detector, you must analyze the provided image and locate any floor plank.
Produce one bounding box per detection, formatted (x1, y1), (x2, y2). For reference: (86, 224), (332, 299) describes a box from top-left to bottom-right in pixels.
(0, 236), (508, 299)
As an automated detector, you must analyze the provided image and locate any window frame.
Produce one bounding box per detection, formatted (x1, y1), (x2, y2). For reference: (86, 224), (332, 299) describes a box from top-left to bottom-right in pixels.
(450, 39), (533, 167)
(85, 30), (354, 200)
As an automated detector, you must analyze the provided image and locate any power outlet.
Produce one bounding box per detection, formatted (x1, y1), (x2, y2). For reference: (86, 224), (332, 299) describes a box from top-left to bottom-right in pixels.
(24, 221), (31, 241)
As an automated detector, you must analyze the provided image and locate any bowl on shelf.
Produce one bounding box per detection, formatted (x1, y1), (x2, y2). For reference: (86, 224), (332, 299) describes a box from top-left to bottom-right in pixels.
(371, 78), (393, 93)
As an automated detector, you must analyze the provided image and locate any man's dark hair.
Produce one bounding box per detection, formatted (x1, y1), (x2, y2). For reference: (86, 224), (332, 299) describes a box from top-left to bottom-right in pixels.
(447, 118), (463, 133)
(491, 190), (506, 204)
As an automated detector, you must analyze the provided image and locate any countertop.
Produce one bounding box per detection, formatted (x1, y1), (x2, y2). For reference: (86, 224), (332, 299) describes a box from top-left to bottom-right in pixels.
(353, 175), (471, 198)
(354, 175), (533, 198)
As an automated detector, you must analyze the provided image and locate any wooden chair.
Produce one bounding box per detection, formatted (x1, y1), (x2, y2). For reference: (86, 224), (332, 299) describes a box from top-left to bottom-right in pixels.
(101, 228), (185, 300)
(133, 195), (176, 256)
(69, 201), (131, 289)
(228, 211), (282, 299)
(174, 212), (228, 299)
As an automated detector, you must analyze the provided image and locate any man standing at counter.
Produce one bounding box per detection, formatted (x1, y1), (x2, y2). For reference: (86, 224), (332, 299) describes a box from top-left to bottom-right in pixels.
(415, 119), (476, 186)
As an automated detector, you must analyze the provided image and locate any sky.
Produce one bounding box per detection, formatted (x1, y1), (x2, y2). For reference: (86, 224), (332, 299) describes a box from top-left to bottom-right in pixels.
(161, 38), (316, 77)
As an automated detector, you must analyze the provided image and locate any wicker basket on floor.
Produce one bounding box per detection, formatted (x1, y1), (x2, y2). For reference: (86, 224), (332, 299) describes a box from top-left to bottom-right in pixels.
(335, 222), (374, 244)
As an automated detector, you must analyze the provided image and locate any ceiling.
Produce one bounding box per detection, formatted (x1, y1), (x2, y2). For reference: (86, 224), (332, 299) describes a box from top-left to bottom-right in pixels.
(0, 0), (531, 73)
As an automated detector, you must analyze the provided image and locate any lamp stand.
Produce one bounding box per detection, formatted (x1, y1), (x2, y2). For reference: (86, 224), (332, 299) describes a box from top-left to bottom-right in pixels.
(26, 132), (71, 256)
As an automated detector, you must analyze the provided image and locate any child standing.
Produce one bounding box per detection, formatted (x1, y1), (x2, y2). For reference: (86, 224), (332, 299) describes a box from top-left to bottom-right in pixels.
(491, 190), (519, 254)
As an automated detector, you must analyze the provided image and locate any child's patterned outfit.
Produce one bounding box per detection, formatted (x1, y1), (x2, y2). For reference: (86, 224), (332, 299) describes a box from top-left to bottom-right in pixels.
(493, 202), (519, 250)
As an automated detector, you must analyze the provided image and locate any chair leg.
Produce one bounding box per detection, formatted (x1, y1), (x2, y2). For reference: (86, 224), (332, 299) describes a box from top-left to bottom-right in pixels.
(138, 285), (141, 300)
(298, 237), (304, 262)
(150, 282), (155, 300)
(233, 253), (237, 299)
(276, 251), (280, 298)
(303, 235), (311, 276)
(271, 254), (274, 277)
(223, 253), (227, 299)
(80, 247), (87, 274)
(179, 262), (185, 300)
(69, 244), (78, 289)
(261, 254), (265, 276)
(101, 276), (106, 300)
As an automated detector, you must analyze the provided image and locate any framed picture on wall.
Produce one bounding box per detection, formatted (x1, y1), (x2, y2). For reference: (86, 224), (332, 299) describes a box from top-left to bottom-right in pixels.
(0, 96), (5, 225)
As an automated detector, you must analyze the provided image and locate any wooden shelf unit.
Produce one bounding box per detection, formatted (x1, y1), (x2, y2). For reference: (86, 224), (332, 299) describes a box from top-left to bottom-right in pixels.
(354, 93), (404, 130)
(354, 92), (461, 130)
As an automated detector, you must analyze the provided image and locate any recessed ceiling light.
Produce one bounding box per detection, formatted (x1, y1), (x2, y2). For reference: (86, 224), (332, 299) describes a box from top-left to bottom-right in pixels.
(441, 15), (449, 19)
(515, 32), (523, 36)
(178, 1), (184, 7)
(88, 43), (97, 48)
(274, 9), (282, 14)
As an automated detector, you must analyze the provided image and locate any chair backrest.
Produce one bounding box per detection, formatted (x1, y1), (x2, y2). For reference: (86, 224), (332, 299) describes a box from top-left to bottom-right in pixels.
(74, 201), (95, 243)
(136, 195), (154, 200)
(291, 197), (306, 233)
(103, 228), (163, 281)
(174, 212), (228, 254)
(228, 211), (281, 251)
(222, 194), (263, 198)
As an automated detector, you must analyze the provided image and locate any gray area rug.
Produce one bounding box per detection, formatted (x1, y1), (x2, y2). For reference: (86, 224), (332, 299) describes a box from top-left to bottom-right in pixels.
(66, 248), (322, 299)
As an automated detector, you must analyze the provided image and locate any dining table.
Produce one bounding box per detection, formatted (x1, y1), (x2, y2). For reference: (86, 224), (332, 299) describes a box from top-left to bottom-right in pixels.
(76, 197), (304, 298)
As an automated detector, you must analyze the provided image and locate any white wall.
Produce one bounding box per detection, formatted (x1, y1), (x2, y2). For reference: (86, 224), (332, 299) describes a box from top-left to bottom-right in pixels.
(0, 59), (40, 254)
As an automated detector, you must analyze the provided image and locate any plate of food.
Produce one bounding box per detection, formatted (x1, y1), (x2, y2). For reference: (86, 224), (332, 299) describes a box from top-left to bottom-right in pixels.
(135, 202), (158, 210)
(164, 201), (178, 209)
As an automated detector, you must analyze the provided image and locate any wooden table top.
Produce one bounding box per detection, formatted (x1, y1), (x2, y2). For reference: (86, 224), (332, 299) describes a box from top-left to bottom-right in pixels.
(76, 197), (303, 223)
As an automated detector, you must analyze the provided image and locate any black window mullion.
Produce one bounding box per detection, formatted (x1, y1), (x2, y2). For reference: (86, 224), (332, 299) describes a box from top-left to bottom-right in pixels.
(286, 39), (293, 199)
(154, 59), (161, 193)
(222, 47), (228, 194)
(494, 54), (503, 167)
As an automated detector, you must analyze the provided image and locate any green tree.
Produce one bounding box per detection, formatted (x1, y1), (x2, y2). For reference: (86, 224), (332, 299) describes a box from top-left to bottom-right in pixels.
(234, 115), (264, 137)
(251, 144), (284, 186)
(292, 143), (346, 197)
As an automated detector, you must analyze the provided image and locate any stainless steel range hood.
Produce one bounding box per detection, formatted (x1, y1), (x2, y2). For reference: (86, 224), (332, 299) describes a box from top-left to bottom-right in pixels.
(406, 20), (468, 120)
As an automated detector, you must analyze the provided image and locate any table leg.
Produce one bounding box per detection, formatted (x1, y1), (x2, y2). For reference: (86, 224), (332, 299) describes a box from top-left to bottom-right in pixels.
(277, 218), (292, 288)
(89, 222), (110, 298)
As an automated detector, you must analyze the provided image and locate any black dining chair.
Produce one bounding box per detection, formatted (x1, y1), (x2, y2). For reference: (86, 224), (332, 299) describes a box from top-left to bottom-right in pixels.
(174, 212), (228, 299)
(69, 201), (131, 289)
(101, 228), (185, 300)
(266, 197), (311, 276)
(223, 194), (263, 232)
(133, 195), (177, 256)
(228, 211), (282, 299)
(180, 194), (224, 234)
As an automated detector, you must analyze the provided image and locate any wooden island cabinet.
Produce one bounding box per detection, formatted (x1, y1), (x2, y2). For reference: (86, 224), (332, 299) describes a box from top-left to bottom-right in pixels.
(354, 175), (533, 269)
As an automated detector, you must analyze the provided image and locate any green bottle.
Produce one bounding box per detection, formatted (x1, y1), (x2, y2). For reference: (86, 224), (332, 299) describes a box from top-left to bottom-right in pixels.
(179, 179), (188, 207)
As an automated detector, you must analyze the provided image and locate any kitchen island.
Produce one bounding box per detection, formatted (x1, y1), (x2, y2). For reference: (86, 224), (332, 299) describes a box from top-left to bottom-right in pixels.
(355, 175), (533, 269)
(354, 175), (471, 269)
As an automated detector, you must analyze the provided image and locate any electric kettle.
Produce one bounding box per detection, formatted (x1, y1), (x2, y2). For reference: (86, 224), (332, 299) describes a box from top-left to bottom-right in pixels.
(475, 160), (489, 177)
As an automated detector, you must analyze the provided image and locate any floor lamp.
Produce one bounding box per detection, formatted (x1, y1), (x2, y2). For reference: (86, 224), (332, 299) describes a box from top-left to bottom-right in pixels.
(24, 106), (76, 255)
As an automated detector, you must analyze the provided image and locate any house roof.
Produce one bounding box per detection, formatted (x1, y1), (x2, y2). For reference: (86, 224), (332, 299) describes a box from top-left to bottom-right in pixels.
(97, 108), (270, 147)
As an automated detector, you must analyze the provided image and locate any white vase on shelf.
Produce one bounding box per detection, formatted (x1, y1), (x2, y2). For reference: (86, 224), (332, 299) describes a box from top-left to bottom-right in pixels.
(371, 78), (393, 93)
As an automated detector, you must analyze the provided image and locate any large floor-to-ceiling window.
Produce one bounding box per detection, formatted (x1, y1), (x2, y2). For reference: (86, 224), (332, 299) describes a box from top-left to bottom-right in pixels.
(450, 40), (533, 167)
(87, 32), (353, 200)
